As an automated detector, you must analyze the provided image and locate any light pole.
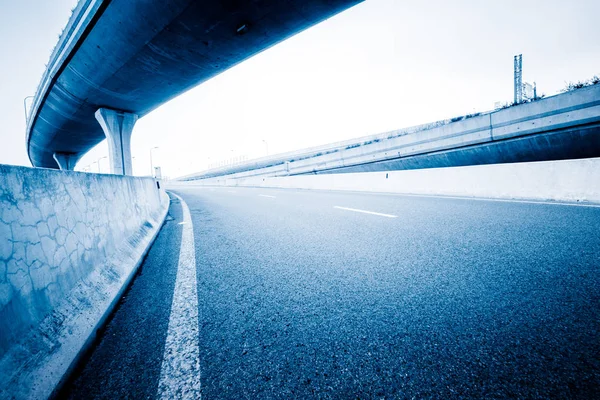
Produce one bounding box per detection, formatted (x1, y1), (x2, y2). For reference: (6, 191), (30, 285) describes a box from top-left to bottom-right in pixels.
(97, 156), (107, 173)
(149, 146), (159, 177)
(262, 140), (269, 156)
(23, 96), (34, 126)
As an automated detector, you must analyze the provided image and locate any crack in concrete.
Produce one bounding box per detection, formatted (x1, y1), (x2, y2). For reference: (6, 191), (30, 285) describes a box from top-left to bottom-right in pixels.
(0, 164), (166, 371)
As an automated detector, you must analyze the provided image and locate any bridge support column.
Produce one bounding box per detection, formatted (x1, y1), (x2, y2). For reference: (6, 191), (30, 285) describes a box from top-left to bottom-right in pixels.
(95, 108), (138, 175)
(53, 152), (81, 170)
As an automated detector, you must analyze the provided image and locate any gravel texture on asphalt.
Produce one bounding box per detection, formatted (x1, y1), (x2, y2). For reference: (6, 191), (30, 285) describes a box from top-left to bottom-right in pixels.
(66, 187), (600, 399)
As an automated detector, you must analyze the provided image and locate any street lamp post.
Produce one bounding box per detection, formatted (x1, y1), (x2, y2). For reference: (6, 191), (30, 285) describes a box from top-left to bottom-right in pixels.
(23, 96), (34, 126)
(149, 146), (159, 177)
(97, 156), (108, 173)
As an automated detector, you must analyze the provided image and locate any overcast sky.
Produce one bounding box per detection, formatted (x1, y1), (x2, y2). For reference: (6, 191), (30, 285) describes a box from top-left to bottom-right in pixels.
(1, 0), (598, 177)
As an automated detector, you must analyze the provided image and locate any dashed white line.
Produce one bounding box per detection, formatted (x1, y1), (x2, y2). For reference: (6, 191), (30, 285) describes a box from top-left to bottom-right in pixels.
(258, 194), (276, 198)
(334, 206), (398, 218)
(158, 194), (201, 399)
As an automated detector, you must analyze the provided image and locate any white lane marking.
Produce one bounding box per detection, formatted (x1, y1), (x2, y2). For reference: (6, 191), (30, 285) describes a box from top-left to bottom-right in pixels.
(345, 191), (600, 209)
(258, 194), (276, 198)
(333, 206), (398, 218)
(158, 194), (201, 399)
(424, 195), (600, 208)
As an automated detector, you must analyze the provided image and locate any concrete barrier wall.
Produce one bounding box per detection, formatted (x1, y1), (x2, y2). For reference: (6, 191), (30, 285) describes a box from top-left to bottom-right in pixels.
(0, 164), (169, 399)
(186, 157), (600, 204)
(179, 118), (452, 180)
(183, 84), (600, 181)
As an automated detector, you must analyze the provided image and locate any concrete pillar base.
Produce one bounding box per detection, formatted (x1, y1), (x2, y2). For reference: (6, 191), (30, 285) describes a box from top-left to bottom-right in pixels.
(53, 152), (81, 170)
(94, 108), (138, 175)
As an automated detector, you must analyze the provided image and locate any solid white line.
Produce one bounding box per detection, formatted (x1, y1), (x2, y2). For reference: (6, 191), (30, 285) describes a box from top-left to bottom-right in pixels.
(427, 195), (600, 208)
(337, 191), (600, 209)
(334, 206), (398, 218)
(158, 194), (201, 399)
(258, 194), (276, 198)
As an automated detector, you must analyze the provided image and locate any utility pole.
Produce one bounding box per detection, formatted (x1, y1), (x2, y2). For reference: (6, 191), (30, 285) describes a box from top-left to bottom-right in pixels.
(514, 54), (523, 104)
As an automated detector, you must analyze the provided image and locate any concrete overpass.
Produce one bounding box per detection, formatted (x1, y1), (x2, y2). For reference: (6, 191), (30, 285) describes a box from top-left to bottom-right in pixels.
(182, 84), (600, 181)
(26, 0), (362, 173)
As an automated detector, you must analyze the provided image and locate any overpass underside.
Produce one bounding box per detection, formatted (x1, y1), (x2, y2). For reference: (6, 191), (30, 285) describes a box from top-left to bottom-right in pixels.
(26, 0), (363, 172)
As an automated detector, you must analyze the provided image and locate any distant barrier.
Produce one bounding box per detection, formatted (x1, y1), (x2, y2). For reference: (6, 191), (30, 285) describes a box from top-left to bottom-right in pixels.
(182, 157), (600, 204)
(183, 84), (600, 181)
(0, 165), (169, 399)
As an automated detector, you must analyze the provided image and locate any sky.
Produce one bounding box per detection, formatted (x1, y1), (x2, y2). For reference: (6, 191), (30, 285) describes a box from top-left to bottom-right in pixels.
(1, 0), (599, 178)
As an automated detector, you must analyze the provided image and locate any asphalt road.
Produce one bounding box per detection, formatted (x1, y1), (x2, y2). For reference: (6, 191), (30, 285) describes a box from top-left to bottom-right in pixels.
(64, 187), (600, 399)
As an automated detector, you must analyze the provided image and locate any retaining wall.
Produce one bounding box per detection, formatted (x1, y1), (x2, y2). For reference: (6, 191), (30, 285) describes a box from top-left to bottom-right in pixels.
(0, 164), (169, 399)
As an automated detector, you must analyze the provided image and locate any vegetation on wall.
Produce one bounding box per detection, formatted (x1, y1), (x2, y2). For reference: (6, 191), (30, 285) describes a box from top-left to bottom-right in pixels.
(562, 75), (600, 92)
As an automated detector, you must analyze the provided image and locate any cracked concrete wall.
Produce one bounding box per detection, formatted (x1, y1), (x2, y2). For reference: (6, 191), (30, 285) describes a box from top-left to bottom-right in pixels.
(0, 164), (164, 357)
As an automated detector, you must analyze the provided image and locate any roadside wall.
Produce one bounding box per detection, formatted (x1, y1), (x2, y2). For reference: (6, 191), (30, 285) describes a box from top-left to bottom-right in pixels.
(183, 84), (600, 180)
(0, 164), (169, 399)
(187, 157), (600, 204)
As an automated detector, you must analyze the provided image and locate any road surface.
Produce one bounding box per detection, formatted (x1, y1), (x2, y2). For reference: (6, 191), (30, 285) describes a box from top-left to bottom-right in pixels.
(63, 186), (600, 399)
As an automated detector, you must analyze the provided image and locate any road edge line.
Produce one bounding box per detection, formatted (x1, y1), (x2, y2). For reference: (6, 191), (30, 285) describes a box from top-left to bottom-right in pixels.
(157, 193), (201, 398)
(45, 190), (171, 399)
